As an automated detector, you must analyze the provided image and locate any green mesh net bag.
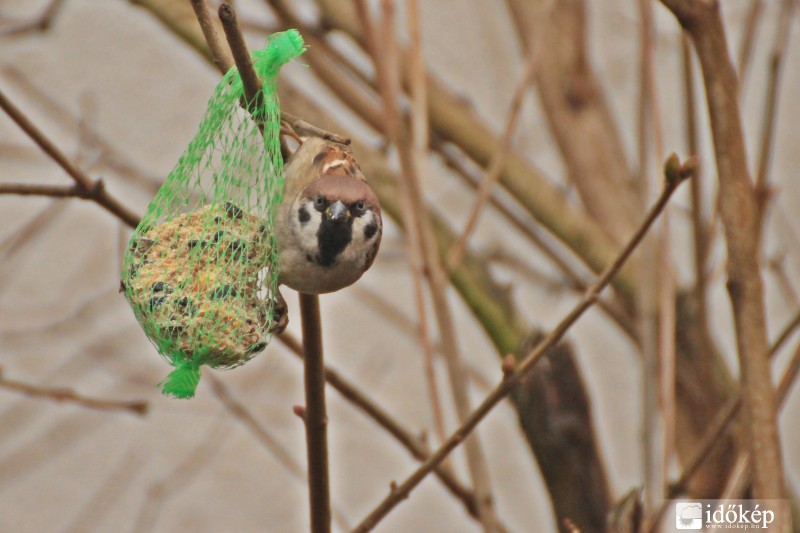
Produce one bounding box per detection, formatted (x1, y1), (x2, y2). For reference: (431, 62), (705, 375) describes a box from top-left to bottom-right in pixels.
(121, 30), (305, 399)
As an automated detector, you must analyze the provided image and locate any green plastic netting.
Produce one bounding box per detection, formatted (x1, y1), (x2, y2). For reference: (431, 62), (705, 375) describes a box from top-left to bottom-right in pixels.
(121, 30), (305, 399)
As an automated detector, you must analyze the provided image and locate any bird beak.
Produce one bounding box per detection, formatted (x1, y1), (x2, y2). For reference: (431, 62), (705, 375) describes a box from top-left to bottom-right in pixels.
(325, 200), (350, 223)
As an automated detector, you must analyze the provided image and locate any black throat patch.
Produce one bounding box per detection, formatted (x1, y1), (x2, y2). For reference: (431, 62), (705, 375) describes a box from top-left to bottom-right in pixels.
(316, 219), (353, 267)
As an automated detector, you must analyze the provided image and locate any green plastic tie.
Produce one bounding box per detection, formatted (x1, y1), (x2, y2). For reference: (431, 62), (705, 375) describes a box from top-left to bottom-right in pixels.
(159, 360), (202, 399)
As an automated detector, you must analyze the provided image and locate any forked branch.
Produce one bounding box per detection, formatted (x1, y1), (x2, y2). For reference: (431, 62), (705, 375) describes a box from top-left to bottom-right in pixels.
(351, 154), (695, 532)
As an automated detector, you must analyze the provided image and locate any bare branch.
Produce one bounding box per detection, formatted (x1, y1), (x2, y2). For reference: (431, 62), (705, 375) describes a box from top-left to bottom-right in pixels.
(275, 331), (484, 519)
(133, 418), (229, 531)
(0, 182), (91, 198)
(189, 0), (233, 73)
(770, 308), (800, 357)
(0, 367), (148, 416)
(400, 0), (449, 449)
(754, 0), (796, 234)
(0, 88), (140, 228)
(297, 293), (331, 533)
(681, 33), (711, 346)
(311, 0), (635, 300)
(218, 3), (262, 105)
(281, 112), (350, 145)
(0, 0), (66, 36)
(208, 373), (355, 530)
(660, 0), (787, 504)
(505, 0), (639, 244)
(365, 1), (502, 529)
(737, 0), (765, 86)
(351, 155), (692, 532)
(447, 29), (542, 269)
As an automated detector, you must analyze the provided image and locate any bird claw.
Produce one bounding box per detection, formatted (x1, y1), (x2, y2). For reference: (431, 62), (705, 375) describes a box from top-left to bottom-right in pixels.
(270, 288), (289, 335)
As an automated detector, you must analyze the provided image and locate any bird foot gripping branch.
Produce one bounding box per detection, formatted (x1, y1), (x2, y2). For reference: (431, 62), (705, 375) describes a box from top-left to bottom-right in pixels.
(121, 30), (305, 399)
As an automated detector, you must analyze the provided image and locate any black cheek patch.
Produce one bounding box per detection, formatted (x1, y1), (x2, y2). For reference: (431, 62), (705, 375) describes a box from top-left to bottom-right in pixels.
(298, 206), (311, 225)
(364, 222), (378, 241)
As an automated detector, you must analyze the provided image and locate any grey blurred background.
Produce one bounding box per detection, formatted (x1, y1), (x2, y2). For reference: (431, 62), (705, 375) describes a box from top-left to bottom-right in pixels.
(0, 0), (798, 532)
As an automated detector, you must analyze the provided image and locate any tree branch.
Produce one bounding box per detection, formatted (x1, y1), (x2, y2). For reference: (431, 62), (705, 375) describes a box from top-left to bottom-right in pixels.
(309, 0), (636, 300)
(754, 0), (796, 236)
(0, 88), (140, 228)
(660, 0), (787, 505)
(504, 0), (639, 244)
(364, 1), (502, 529)
(297, 293), (330, 533)
(275, 331), (483, 519)
(0, 366), (148, 416)
(447, 29), (542, 270)
(351, 155), (693, 532)
(0, 182), (92, 198)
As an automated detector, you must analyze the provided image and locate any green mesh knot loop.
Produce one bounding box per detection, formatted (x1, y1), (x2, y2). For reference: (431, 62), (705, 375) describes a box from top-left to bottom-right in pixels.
(159, 360), (202, 399)
(121, 30), (306, 399)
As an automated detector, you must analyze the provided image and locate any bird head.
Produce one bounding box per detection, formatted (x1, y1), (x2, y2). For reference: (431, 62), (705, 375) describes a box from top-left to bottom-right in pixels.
(277, 138), (383, 294)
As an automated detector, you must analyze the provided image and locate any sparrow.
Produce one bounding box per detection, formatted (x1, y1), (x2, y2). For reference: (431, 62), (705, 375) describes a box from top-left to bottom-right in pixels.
(276, 136), (382, 296)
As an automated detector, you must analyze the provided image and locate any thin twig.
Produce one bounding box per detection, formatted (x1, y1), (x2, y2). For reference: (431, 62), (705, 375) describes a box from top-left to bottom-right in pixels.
(190, 0), (233, 73)
(737, 0), (764, 87)
(0, 201), (67, 263)
(447, 31), (542, 269)
(436, 140), (639, 342)
(0, 182), (92, 198)
(367, 1), (502, 530)
(719, 453), (753, 500)
(0, 0), (67, 36)
(357, 0), (451, 478)
(275, 331), (482, 519)
(351, 155), (693, 533)
(637, 0), (671, 513)
(133, 417), (229, 532)
(767, 254), (800, 309)
(194, 1), (349, 144)
(298, 293), (331, 533)
(647, 318), (800, 532)
(754, 0), (796, 235)
(661, 0), (787, 506)
(216, 8), (334, 531)
(218, 3), (262, 105)
(681, 33), (710, 346)
(207, 374), (352, 531)
(64, 447), (143, 533)
(2, 65), (163, 191)
(281, 111), (350, 145)
(353, 285), (495, 392)
(402, 0), (449, 451)
(208, 374), (304, 477)
(0, 366), (148, 416)
(776, 340), (800, 402)
(769, 308), (800, 357)
(0, 88), (140, 228)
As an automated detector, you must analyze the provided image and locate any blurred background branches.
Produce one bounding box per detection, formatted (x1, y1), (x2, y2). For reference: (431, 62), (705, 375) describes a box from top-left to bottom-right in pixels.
(1, 0), (799, 532)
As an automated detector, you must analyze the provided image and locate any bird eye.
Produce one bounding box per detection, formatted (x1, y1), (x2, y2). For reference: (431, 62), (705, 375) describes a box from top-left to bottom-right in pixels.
(314, 196), (326, 209)
(356, 200), (365, 211)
